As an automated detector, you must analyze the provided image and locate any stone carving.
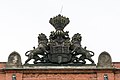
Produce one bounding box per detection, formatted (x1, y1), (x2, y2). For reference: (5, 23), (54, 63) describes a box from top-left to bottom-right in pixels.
(71, 33), (95, 64)
(25, 14), (95, 65)
(97, 51), (112, 67)
(6, 51), (22, 67)
(25, 33), (48, 64)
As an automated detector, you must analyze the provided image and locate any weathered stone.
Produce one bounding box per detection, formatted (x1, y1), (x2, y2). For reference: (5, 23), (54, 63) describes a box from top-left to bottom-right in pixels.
(97, 51), (112, 67)
(24, 14), (95, 65)
(6, 51), (22, 68)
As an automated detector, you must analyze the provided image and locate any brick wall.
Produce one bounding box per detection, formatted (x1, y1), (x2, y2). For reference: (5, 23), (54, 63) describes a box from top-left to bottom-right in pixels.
(1, 62), (120, 80)
(113, 62), (120, 68)
(0, 62), (6, 68)
(23, 73), (96, 80)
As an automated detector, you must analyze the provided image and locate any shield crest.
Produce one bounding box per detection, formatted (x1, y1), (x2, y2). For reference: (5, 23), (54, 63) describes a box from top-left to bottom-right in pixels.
(48, 45), (72, 64)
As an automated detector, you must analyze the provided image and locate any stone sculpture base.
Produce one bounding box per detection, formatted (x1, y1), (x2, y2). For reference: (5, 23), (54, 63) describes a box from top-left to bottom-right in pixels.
(24, 63), (96, 66)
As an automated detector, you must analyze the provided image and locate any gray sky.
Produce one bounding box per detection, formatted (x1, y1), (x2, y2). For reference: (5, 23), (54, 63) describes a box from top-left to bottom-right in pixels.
(0, 0), (120, 64)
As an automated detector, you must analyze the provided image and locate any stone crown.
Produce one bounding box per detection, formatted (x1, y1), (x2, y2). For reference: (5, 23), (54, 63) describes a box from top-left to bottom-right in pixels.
(49, 14), (70, 30)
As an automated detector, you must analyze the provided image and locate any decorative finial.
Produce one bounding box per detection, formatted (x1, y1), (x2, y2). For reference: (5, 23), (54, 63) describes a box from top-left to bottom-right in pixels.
(49, 14), (70, 30)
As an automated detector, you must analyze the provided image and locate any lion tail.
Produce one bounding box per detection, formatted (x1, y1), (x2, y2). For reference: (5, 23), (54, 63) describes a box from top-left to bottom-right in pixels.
(89, 51), (94, 56)
(25, 51), (30, 56)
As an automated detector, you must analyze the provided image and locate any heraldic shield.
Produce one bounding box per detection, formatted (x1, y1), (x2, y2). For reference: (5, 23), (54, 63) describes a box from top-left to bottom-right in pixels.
(48, 45), (72, 64)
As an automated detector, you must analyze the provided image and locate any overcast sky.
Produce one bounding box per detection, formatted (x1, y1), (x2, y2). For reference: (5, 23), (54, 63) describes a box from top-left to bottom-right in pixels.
(0, 0), (120, 64)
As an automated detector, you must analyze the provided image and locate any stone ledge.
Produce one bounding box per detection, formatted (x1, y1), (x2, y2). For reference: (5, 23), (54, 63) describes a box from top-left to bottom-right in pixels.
(23, 65), (96, 69)
(24, 63), (96, 66)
